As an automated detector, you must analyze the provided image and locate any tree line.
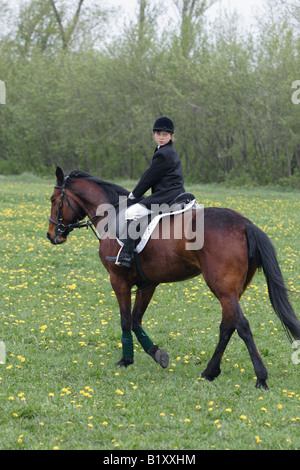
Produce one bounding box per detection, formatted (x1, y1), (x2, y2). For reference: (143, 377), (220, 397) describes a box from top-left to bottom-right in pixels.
(0, 0), (300, 187)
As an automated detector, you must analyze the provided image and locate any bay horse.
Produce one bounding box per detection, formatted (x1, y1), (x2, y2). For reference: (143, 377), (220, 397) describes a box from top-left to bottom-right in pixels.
(47, 167), (300, 390)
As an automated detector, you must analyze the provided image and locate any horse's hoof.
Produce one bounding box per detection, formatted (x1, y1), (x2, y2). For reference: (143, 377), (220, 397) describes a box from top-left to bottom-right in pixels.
(115, 357), (134, 367)
(255, 378), (269, 390)
(201, 370), (216, 382)
(154, 348), (169, 369)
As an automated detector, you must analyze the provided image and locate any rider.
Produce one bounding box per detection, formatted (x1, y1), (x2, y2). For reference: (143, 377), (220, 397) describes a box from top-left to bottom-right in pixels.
(106, 116), (185, 268)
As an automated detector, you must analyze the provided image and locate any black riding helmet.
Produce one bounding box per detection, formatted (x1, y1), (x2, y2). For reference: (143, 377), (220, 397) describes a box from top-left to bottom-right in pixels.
(153, 116), (175, 134)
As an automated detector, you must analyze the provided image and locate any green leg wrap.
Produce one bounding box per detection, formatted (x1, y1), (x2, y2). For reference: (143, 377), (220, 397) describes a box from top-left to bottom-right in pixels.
(133, 326), (154, 352)
(122, 330), (134, 359)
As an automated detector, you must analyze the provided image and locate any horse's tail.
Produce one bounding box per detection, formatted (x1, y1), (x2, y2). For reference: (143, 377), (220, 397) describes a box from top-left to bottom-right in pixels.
(246, 222), (300, 342)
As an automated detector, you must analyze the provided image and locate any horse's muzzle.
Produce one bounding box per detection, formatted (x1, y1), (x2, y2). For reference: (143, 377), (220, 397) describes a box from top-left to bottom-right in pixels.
(47, 231), (67, 245)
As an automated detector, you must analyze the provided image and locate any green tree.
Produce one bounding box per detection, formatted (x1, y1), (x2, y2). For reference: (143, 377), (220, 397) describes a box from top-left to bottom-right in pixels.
(174, 0), (217, 57)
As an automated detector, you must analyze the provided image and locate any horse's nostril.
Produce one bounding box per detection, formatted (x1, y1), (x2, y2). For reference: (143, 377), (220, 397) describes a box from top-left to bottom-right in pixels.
(47, 232), (51, 240)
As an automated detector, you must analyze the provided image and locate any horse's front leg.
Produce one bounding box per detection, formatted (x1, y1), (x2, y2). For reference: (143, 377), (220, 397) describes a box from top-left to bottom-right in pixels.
(110, 275), (134, 367)
(132, 286), (169, 369)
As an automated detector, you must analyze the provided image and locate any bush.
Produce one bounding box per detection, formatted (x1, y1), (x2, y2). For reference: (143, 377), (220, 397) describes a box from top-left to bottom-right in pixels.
(277, 171), (300, 190)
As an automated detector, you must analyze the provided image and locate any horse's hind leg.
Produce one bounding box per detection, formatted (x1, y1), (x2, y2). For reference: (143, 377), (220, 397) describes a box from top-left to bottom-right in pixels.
(202, 296), (269, 390)
(201, 315), (235, 382)
(199, 229), (269, 389)
(132, 286), (169, 369)
(235, 301), (269, 389)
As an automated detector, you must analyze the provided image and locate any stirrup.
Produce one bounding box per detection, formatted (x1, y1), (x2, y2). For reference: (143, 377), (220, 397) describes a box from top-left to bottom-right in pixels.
(106, 246), (134, 268)
(106, 255), (134, 268)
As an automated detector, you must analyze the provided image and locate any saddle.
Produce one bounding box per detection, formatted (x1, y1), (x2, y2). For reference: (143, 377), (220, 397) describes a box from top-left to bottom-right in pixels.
(171, 192), (195, 207)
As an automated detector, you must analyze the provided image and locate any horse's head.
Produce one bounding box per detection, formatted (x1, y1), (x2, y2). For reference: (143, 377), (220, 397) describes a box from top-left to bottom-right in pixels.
(47, 167), (86, 245)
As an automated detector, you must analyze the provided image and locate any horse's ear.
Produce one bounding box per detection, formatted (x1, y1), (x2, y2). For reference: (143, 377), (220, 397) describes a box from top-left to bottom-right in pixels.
(56, 167), (64, 186)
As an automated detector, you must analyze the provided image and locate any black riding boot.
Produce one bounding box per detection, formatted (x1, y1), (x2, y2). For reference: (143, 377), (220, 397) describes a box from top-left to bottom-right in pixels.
(106, 220), (136, 268)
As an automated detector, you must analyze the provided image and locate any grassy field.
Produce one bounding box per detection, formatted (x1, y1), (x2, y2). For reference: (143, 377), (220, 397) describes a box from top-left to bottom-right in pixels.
(0, 174), (299, 450)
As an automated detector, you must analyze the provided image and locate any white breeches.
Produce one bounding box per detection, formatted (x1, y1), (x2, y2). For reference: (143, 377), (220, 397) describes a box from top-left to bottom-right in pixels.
(125, 203), (153, 220)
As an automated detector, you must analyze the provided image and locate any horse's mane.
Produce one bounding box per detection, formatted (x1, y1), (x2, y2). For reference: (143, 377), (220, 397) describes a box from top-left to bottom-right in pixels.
(66, 170), (129, 206)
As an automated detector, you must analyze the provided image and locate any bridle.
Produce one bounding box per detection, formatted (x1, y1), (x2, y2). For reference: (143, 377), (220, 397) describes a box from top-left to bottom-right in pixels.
(49, 176), (99, 239)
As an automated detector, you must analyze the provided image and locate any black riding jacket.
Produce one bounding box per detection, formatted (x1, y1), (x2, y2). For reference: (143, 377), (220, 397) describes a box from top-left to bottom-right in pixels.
(131, 141), (185, 208)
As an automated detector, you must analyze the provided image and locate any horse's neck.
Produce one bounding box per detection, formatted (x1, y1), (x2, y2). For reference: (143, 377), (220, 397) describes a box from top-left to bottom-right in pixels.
(73, 181), (110, 219)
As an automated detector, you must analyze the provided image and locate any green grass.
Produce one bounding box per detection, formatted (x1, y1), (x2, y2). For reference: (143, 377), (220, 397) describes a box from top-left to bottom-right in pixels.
(0, 175), (299, 450)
